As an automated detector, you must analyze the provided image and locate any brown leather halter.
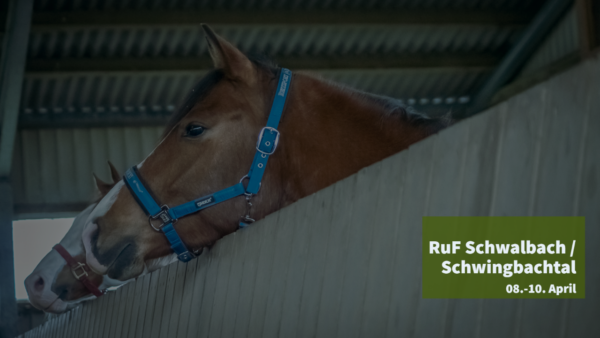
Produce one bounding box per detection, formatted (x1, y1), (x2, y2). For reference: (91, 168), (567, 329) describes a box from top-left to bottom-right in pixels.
(53, 244), (106, 297)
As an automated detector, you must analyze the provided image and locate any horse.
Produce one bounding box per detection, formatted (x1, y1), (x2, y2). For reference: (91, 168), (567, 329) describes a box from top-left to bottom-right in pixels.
(81, 24), (449, 281)
(25, 163), (177, 313)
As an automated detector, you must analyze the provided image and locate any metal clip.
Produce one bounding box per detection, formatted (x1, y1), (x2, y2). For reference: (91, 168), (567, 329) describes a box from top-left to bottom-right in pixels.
(71, 262), (89, 279)
(149, 205), (176, 231)
(256, 127), (280, 156)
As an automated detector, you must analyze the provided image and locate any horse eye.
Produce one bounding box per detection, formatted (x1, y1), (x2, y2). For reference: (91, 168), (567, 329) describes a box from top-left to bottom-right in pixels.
(185, 124), (205, 137)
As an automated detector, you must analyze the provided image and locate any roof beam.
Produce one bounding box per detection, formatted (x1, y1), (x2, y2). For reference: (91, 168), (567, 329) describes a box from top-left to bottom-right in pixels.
(26, 54), (500, 72)
(0, 2), (33, 337)
(468, 0), (574, 115)
(23, 9), (534, 27)
(0, 0), (31, 176)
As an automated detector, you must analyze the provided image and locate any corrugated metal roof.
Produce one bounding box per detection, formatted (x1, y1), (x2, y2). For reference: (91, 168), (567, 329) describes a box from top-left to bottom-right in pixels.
(19, 68), (487, 127)
(28, 25), (521, 58)
(33, 0), (544, 11)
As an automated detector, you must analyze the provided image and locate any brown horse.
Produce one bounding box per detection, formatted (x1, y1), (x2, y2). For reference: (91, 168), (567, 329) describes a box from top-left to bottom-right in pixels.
(82, 25), (448, 280)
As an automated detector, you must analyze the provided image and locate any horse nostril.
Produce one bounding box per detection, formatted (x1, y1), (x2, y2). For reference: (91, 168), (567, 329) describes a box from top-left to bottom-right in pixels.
(33, 276), (45, 292)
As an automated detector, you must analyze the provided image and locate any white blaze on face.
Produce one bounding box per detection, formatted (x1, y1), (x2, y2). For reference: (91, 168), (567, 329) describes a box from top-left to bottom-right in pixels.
(24, 204), (102, 312)
(81, 180), (125, 274)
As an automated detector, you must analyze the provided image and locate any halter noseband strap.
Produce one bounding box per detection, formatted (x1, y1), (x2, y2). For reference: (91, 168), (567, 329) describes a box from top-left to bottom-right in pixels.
(53, 244), (106, 297)
(123, 68), (292, 263)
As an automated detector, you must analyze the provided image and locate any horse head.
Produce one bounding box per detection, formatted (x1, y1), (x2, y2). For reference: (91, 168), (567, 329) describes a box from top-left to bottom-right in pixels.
(24, 163), (124, 313)
(82, 25), (449, 281)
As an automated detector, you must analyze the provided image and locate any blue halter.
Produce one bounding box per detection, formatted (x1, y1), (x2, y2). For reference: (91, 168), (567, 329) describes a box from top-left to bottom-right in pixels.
(123, 68), (292, 262)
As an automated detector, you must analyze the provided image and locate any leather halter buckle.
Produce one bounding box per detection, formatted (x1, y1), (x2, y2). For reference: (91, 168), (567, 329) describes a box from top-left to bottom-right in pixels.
(256, 127), (280, 156)
(71, 262), (89, 279)
(149, 205), (176, 231)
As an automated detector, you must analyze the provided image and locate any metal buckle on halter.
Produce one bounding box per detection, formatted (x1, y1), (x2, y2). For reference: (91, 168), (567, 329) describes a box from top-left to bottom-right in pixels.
(256, 127), (280, 156)
(149, 205), (176, 232)
(71, 262), (89, 279)
(177, 251), (195, 262)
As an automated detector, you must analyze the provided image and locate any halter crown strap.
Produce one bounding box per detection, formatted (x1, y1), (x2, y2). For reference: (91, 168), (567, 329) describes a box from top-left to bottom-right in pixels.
(53, 244), (105, 297)
(123, 68), (292, 262)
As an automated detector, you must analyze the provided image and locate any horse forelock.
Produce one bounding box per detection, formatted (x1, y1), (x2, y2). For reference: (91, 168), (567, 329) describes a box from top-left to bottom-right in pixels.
(162, 55), (279, 139)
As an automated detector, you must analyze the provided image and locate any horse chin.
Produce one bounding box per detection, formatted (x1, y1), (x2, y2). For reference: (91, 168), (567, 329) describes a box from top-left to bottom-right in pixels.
(106, 255), (145, 281)
(44, 298), (69, 314)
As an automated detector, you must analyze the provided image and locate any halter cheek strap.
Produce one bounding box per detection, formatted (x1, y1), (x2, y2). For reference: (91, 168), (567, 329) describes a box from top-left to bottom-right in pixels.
(123, 68), (292, 263)
(53, 244), (106, 297)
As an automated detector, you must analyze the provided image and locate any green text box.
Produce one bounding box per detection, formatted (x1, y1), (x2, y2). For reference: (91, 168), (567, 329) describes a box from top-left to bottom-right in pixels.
(422, 217), (585, 298)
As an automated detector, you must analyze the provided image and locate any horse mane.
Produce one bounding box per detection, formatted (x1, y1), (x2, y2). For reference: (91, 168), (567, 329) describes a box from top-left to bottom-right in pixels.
(162, 55), (449, 139)
(357, 91), (452, 134)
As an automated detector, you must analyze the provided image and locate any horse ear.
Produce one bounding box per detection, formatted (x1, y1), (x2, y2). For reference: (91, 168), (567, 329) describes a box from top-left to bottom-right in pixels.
(107, 161), (121, 183)
(93, 173), (113, 196)
(201, 24), (254, 82)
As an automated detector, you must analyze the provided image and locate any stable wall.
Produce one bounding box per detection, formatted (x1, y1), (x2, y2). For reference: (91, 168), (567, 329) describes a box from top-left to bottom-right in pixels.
(19, 55), (600, 338)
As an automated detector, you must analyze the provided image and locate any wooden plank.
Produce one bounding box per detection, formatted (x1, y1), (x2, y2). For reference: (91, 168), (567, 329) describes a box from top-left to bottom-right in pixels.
(92, 291), (109, 338)
(124, 275), (146, 338)
(165, 261), (188, 337)
(63, 310), (72, 338)
(108, 289), (123, 338)
(278, 195), (320, 338)
(140, 127), (159, 156)
(113, 283), (132, 338)
(20, 130), (42, 204)
(295, 186), (335, 338)
(359, 151), (409, 336)
(336, 163), (383, 338)
(314, 175), (358, 337)
(72, 128), (93, 200)
(71, 305), (83, 338)
(106, 127), (127, 173)
(175, 257), (200, 338)
(141, 269), (162, 338)
(158, 262), (180, 338)
(207, 233), (238, 338)
(76, 303), (91, 338)
(150, 264), (171, 338)
(123, 126), (143, 166)
(47, 315), (57, 338)
(231, 215), (270, 337)
(385, 137), (436, 338)
(183, 254), (209, 338)
(133, 273), (153, 338)
(192, 246), (221, 337)
(413, 120), (471, 338)
(55, 129), (76, 203)
(519, 63), (588, 338)
(38, 129), (59, 204)
(57, 310), (68, 338)
(479, 86), (546, 338)
(220, 231), (247, 338)
(89, 128), (110, 182)
(568, 59), (600, 337)
(9, 133), (25, 204)
(100, 292), (114, 338)
(246, 212), (283, 337)
(83, 296), (99, 338)
(262, 201), (307, 338)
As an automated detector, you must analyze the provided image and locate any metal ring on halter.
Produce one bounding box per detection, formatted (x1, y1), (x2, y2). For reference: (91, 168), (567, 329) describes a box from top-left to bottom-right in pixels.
(71, 262), (89, 279)
(148, 205), (176, 231)
(239, 175), (256, 196)
(256, 127), (280, 156)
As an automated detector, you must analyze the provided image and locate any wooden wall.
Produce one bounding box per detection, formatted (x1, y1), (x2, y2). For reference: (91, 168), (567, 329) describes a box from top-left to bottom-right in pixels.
(18, 55), (600, 338)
